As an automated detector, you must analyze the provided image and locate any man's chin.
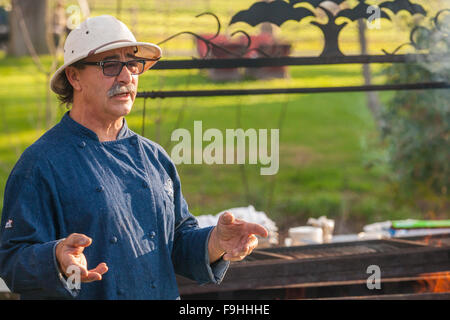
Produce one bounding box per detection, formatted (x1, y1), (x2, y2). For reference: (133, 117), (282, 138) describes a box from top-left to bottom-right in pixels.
(109, 99), (134, 117)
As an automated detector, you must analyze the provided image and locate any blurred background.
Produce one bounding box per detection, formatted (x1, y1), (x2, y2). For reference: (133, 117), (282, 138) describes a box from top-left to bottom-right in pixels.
(0, 0), (448, 241)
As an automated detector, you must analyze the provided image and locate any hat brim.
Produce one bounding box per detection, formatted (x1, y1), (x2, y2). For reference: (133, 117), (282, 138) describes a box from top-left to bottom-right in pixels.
(50, 41), (162, 94)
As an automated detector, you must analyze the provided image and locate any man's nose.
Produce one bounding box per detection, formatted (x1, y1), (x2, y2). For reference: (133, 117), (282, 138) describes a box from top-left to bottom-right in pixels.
(116, 63), (133, 84)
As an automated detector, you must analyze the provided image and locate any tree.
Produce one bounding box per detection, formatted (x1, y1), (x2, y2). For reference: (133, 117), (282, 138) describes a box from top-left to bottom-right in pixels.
(358, 18), (385, 130)
(8, 0), (49, 56)
(230, 0), (427, 57)
(381, 14), (449, 214)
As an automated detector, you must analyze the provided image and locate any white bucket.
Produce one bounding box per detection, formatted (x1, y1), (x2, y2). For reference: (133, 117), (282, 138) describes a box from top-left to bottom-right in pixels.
(288, 226), (323, 245)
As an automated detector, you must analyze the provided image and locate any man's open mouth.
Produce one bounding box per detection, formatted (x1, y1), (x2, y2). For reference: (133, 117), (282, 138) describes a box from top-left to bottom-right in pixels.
(112, 91), (131, 98)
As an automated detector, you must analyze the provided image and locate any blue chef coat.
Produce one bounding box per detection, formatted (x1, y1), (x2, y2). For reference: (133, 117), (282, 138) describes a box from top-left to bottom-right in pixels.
(0, 112), (229, 299)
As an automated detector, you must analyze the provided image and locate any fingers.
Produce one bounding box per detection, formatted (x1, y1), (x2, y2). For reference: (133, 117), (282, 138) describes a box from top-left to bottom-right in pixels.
(63, 262), (108, 283)
(216, 212), (267, 262)
(244, 222), (269, 238)
(65, 266), (99, 283)
(219, 212), (268, 238)
(63, 263), (89, 278)
(64, 233), (92, 248)
(56, 234), (107, 284)
(219, 211), (235, 225)
(91, 262), (108, 276)
(83, 263), (109, 283)
(223, 253), (247, 261)
(223, 234), (259, 262)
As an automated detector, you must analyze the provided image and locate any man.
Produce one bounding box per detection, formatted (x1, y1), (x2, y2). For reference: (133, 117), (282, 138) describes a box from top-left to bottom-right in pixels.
(0, 15), (268, 299)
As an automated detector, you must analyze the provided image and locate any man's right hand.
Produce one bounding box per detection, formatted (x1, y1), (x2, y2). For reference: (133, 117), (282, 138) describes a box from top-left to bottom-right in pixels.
(55, 233), (108, 282)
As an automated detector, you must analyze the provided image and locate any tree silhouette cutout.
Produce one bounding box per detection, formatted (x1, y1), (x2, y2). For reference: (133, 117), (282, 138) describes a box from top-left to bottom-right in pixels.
(230, 0), (427, 57)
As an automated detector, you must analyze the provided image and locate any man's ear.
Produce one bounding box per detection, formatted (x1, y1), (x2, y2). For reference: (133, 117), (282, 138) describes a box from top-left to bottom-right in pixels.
(65, 66), (82, 91)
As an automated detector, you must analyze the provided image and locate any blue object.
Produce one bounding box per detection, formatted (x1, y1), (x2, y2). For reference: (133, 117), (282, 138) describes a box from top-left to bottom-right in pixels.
(0, 7), (8, 26)
(0, 112), (229, 299)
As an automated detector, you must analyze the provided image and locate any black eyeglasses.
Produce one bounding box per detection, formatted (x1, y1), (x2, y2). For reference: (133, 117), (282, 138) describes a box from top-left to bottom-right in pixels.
(81, 58), (160, 77)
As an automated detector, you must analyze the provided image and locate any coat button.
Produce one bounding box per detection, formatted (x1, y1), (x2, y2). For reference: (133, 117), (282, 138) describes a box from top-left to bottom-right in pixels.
(110, 236), (118, 244)
(78, 141), (86, 148)
(149, 231), (156, 239)
(96, 186), (104, 192)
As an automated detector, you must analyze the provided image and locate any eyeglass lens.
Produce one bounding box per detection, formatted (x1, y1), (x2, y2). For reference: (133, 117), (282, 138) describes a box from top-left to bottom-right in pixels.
(103, 60), (144, 76)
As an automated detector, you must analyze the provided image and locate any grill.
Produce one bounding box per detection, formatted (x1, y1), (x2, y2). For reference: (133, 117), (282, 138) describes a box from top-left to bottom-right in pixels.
(177, 233), (450, 300)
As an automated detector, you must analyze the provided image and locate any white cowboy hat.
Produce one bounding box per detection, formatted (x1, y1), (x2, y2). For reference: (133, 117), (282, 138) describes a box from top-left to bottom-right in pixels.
(50, 15), (162, 94)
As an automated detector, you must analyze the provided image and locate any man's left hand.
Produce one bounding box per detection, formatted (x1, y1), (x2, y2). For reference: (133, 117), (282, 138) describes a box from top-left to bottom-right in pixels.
(208, 211), (269, 262)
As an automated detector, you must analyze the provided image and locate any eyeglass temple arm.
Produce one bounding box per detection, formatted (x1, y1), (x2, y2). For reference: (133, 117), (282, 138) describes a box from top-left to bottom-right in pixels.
(142, 57), (161, 61)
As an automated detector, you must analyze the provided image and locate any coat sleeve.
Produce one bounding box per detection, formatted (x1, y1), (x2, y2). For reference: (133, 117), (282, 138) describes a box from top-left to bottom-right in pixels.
(0, 159), (76, 299)
(171, 196), (229, 285)
(154, 144), (230, 285)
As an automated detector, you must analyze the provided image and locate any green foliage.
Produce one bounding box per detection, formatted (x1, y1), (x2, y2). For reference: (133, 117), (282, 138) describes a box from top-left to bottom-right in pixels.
(381, 17), (449, 209)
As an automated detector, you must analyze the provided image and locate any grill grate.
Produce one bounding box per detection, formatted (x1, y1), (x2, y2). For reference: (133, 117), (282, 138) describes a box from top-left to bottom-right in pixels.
(178, 233), (450, 299)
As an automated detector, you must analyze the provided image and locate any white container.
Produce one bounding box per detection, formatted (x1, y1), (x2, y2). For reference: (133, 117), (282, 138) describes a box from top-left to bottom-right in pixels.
(288, 226), (323, 245)
(0, 277), (10, 292)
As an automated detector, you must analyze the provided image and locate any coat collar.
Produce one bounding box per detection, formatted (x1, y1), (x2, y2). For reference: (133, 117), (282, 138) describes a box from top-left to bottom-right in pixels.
(61, 111), (134, 141)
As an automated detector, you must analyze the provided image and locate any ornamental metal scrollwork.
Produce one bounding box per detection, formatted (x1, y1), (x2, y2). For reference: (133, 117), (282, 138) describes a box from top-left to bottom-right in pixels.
(156, 0), (449, 60)
(383, 9), (450, 55)
(157, 12), (253, 59)
(229, 0), (427, 57)
(140, 1), (449, 99)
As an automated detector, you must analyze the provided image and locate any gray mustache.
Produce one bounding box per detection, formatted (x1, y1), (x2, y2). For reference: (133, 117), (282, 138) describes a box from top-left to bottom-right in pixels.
(107, 83), (136, 98)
